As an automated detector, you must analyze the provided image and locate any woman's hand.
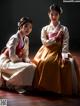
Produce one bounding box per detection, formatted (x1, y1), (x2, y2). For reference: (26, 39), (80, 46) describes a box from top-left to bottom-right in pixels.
(10, 55), (22, 63)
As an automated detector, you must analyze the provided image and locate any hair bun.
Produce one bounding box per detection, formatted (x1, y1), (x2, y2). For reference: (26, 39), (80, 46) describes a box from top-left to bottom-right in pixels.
(49, 4), (63, 14)
(18, 17), (32, 30)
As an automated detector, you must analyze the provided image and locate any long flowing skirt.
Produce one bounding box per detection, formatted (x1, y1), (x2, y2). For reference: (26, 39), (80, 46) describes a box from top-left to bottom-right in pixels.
(33, 44), (80, 95)
(0, 54), (36, 87)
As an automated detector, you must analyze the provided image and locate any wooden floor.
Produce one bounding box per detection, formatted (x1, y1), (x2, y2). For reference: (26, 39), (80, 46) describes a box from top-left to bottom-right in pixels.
(0, 90), (80, 106)
(0, 52), (80, 106)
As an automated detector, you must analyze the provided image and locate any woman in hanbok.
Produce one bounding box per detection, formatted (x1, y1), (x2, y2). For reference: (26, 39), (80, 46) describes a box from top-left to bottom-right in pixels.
(0, 17), (36, 93)
(33, 4), (80, 95)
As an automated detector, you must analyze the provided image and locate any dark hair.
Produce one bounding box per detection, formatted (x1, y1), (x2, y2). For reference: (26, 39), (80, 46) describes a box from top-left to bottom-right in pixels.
(18, 17), (32, 30)
(48, 4), (63, 15)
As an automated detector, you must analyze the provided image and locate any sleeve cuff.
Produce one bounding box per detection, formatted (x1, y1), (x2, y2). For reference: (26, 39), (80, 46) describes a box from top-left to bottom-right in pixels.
(62, 52), (69, 60)
(25, 57), (31, 63)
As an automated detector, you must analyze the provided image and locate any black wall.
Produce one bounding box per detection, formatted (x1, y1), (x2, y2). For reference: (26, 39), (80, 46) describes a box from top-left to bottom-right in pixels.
(0, 0), (80, 54)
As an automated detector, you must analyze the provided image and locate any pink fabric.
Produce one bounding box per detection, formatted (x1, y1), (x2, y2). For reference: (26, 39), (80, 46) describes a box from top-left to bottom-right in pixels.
(16, 38), (24, 57)
(48, 32), (58, 39)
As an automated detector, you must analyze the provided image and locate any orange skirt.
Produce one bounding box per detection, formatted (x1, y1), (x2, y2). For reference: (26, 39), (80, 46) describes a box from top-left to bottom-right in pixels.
(33, 44), (80, 95)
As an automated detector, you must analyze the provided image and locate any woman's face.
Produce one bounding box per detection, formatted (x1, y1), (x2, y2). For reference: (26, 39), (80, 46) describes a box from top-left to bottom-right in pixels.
(20, 23), (32, 36)
(48, 10), (60, 23)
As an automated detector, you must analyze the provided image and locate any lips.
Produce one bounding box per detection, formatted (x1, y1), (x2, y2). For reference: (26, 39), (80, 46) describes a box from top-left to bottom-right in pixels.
(25, 30), (29, 33)
(52, 17), (56, 21)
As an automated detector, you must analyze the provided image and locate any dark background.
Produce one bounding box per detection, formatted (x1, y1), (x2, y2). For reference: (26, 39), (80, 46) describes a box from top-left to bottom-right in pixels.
(0, 0), (80, 55)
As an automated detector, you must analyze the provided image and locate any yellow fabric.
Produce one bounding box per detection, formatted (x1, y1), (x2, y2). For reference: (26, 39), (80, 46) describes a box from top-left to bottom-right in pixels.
(33, 43), (80, 95)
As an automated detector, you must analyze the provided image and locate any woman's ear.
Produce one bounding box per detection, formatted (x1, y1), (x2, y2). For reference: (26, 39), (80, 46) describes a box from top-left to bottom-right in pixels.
(59, 14), (62, 20)
(48, 13), (50, 19)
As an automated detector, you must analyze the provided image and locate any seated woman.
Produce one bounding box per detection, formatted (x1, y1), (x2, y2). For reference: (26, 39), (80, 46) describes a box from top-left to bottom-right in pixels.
(0, 17), (36, 93)
(32, 4), (80, 95)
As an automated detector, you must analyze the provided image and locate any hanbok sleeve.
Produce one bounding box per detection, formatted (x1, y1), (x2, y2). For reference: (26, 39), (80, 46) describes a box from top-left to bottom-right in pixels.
(23, 37), (30, 62)
(6, 35), (20, 62)
(41, 26), (56, 46)
(62, 26), (70, 59)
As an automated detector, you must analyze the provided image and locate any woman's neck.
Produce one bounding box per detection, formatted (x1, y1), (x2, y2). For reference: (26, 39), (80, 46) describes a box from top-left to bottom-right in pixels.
(51, 21), (59, 27)
(18, 30), (25, 38)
